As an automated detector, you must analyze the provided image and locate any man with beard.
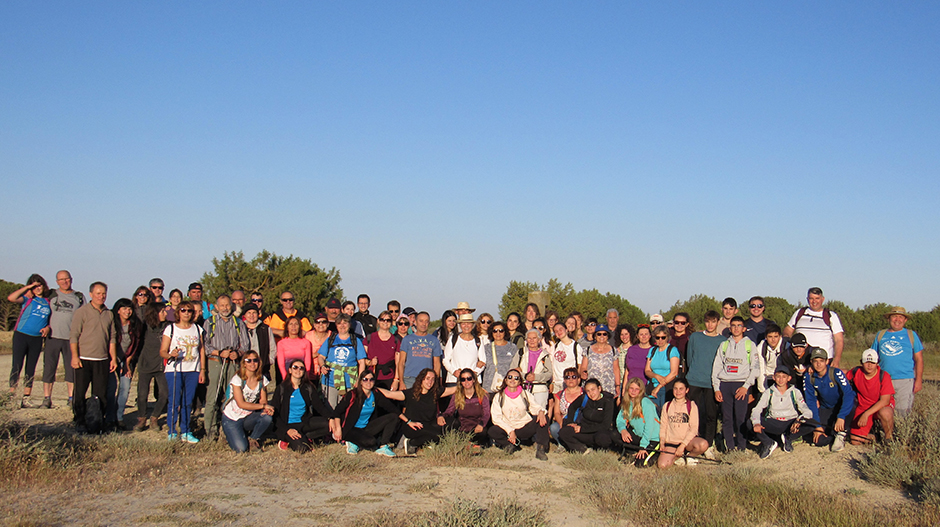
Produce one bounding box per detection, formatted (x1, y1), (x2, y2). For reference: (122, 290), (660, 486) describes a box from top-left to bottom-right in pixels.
(202, 295), (248, 441)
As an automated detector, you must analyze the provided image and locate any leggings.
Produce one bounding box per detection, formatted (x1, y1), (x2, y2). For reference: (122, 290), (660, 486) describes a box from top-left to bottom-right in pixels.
(488, 419), (550, 448)
(137, 369), (168, 419)
(559, 426), (612, 453)
(344, 413), (400, 449)
(10, 331), (43, 389)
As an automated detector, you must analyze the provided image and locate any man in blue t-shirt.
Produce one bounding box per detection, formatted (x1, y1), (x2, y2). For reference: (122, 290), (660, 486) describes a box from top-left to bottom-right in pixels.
(871, 306), (924, 416)
(397, 312), (442, 389)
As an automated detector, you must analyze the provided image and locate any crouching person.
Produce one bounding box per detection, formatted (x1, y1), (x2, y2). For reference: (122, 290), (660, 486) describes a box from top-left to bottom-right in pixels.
(658, 379), (708, 468)
(488, 368), (550, 461)
(750, 366), (815, 459)
(847, 349), (895, 444)
(804, 349), (856, 452)
(221, 351), (273, 452)
(331, 371), (400, 457)
(613, 377), (660, 467)
(272, 359), (334, 453)
(559, 378), (614, 453)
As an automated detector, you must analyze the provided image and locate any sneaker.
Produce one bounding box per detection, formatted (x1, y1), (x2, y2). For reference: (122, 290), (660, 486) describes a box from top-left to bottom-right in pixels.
(674, 457), (686, 466)
(685, 457), (699, 466)
(704, 445), (717, 460)
(21, 396), (35, 408)
(583, 447), (594, 455)
(168, 433), (179, 441)
(180, 432), (200, 444)
(831, 432), (846, 452)
(782, 436), (794, 453)
(278, 440), (289, 451)
(40, 397), (52, 409)
(503, 444), (518, 455)
(248, 439), (261, 452)
(346, 442), (360, 455)
(759, 442), (777, 460)
(376, 445), (396, 457)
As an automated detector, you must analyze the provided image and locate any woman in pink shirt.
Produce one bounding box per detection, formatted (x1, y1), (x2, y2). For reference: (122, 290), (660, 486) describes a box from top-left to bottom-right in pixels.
(277, 317), (313, 382)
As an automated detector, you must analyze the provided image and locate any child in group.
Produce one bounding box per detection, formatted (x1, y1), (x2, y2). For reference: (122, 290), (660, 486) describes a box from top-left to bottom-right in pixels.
(846, 349), (895, 444)
(750, 366), (815, 459)
(658, 378), (708, 468)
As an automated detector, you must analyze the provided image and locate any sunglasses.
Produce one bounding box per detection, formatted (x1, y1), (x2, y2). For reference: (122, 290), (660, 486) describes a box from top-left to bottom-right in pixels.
(251, 298), (263, 303)
(460, 377), (475, 382)
(150, 286), (164, 290)
(480, 320), (492, 325)
(379, 318), (393, 323)
(673, 320), (688, 325)
(178, 309), (194, 313)
(290, 365), (305, 371)
(596, 332), (609, 337)
(587, 322), (597, 327)
(534, 326), (545, 331)
(506, 375), (521, 381)
(493, 328), (505, 333)
(280, 298), (294, 302)
(361, 377), (375, 383)
(315, 319), (328, 324)
(750, 304), (764, 309)
(398, 321), (411, 326)
(136, 292), (149, 297)
(389, 309), (400, 313)
(564, 374), (579, 380)
(244, 358), (259, 364)
(654, 336), (669, 341)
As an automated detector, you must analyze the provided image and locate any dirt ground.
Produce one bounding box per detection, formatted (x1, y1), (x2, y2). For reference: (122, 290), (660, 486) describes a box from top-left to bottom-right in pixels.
(0, 350), (914, 526)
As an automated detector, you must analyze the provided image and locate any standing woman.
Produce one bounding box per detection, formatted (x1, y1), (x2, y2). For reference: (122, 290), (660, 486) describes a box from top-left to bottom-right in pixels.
(613, 377), (661, 467)
(110, 298), (142, 428)
(303, 312), (331, 379)
(580, 325), (620, 399)
(550, 323), (580, 393)
(624, 324), (652, 386)
(442, 369), (491, 447)
(481, 322), (517, 394)
(658, 379), (708, 468)
(220, 350), (274, 453)
(381, 368), (457, 454)
(365, 311), (399, 389)
(132, 286), (155, 322)
(160, 301), (206, 443)
(277, 317), (313, 384)
(645, 326), (680, 409)
(165, 288), (183, 323)
(394, 314), (411, 345)
(512, 328), (553, 409)
(134, 302), (169, 431)
(488, 368), (550, 460)
(580, 317), (598, 351)
(523, 303), (540, 332)
(615, 325), (636, 377)
(271, 358), (334, 452)
(506, 313), (525, 350)
(7, 275), (52, 407)
(474, 313), (494, 347)
(544, 311), (560, 346)
(434, 310), (457, 348)
(331, 371), (400, 456)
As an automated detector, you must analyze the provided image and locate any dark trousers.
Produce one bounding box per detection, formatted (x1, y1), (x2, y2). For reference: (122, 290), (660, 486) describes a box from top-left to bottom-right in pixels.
(42, 338), (74, 384)
(403, 422), (444, 447)
(687, 385), (718, 446)
(488, 419), (549, 448)
(137, 369), (168, 419)
(611, 427), (660, 467)
(345, 413), (400, 449)
(10, 332), (43, 389)
(812, 405), (854, 446)
(719, 381), (748, 451)
(277, 416), (332, 452)
(72, 359), (109, 423)
(558, 426), (612, 453)
(756, 416), (815, 446)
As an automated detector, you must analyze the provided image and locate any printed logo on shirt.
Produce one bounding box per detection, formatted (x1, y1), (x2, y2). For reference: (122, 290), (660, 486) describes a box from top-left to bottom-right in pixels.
(669, 412), (690, 425)
(554, 349), (568, 362)
(726, 365), (739, 374)
(881, 338), (905, 357)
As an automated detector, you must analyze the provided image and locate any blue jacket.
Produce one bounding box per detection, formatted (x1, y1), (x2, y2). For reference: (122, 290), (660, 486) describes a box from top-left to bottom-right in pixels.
(804, 366), (855, 422)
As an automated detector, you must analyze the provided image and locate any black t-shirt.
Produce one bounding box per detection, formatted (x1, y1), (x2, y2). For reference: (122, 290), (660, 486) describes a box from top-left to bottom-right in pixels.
(403, 386), (443, 424)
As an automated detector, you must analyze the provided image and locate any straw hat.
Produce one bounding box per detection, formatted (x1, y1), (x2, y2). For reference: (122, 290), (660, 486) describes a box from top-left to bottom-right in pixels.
(453, 301), (476, 313)
(884, 306), (911, 320)
(456, 313), (476, 324)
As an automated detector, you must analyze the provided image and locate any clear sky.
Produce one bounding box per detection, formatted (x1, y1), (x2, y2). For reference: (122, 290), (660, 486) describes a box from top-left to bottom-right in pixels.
(2, 2), (938, 318)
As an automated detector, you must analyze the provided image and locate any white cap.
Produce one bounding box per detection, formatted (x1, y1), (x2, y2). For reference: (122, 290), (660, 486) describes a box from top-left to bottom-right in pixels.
(861, 349), (879, 364)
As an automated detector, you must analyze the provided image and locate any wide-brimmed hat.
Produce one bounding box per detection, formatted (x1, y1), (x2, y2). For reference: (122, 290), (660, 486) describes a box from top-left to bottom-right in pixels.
(884, 306), (911, 320)
(456, 313), (476, 324)
(453, 301), (476, 313)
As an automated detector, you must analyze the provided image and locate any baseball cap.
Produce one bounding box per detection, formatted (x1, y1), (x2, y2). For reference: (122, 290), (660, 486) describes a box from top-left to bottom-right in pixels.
(403, 307), (417, 316)
(862, 349), (879, 364)
(650, 314), (665, 323)
(326, 298), (341, 309)
(810, 348), (828, 361)
(790, 333), (808, 347)
(774, 365), (792, 375)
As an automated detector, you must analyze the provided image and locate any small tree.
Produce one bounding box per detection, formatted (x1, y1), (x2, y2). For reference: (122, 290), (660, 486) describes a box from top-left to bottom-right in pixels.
(0, 280), (24, 331)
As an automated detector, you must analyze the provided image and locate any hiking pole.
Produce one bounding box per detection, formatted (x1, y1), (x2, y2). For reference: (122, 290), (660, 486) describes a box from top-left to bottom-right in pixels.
(213, 355), (229, 438)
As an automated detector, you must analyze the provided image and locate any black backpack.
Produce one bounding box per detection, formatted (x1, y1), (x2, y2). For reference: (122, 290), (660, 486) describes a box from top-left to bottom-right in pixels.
(84, 395), (104, 434)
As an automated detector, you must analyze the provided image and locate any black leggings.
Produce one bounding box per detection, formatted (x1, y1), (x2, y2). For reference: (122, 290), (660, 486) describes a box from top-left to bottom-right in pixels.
(403, 422), (443, 447)
(137, 369), (168, 419)
(559, 426), (613, 453)
(10, 332), (43, 389)
(488, 419), (549, 448)
(344, 413), (400, 449)
(277, 417), (333, 452)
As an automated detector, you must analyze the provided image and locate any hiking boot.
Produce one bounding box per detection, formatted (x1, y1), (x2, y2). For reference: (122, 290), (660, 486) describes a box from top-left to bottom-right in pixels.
(40, 397), (52, 409)
(782, 436), (794, 453)
(346, 442), (360, 455)
(180, 432), (200, 444)
(759, 442), (777, 460)
(278, 440), (289, 451)
(376, 445), (396, 457)
(249, 439), (261, 452)
(133, 417), (147, 432)
(150, 417), (160, 431)
(831, 432), (846, 452)
(503, 443), (518, 455)
(535, 445), (548, 461)
(21, 396), (35, 408)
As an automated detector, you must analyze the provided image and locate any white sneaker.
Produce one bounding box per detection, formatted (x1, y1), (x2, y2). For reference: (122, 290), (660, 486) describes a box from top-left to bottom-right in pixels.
(674, 457), (686, 466)
(831, 432), (846, 452)
(684, 457), (699, 466)
(704, 446), (717, 460)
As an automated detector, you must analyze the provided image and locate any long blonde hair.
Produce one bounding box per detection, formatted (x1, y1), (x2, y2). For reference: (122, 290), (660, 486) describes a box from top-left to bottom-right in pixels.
(454, 369), (487, 410)
(620, 377), (646, 421)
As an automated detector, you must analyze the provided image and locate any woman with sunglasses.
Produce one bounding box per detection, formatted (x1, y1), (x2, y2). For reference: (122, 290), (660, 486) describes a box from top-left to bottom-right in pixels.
(646, 326), (680, 409)
(381, 368), (457, 454)
(512, 328), (553, 409)
(221, 350), (274, 452)
(7, 274), (51, 408)
(550, 367), (584, 449)
(331, 371), (400, 457)
(669, 312), (695, 375)
(580, 317), (598, 351)
(165, 288), (183, 323)
(442, 369), (491, 448)
(132, 286), (155, 322)
(109, 298), (142, 428)
(394, 314), (411, 345)
(506, 312), (525, 351)
(481, 322), (518, 394)
(160, 301), (205, 443)
(488, 368), (550, 460)
(135, 302), (169, 431)
(433, 310), (458, 348)
(623, 324), (652, 388)
(613, 377), (661, 467)
(580, 325), (620, 401)
(658, 378), (708, 468)
(474, 313), (494, 347)
(550, 322), (580, 393)
(365, 311), (399, 390)
(303, 312), (330, 379)
(277, 316), (313, 384)
(272, 358), (334, 452)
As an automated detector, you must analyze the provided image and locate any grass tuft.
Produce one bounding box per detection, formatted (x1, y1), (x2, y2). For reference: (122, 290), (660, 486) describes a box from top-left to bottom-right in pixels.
(351, 497), (547, 527)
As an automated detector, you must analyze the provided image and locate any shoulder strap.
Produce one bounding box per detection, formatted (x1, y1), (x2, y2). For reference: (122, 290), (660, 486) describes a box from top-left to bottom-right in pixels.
(76, 291), (84, 306)
(874, 329), (887, 348)
(828, 366), (836, 386)
(789, 390), (799, 414)
(794, 307), (807, 327)
(685, 399), (691, 415)
(491, 342), (498, 367)
(907, 329), (916, 349)
(822, 308), (832, 328)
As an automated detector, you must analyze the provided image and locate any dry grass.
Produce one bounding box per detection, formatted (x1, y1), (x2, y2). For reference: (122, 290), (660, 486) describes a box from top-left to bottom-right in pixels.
(349, 497), (547, 527)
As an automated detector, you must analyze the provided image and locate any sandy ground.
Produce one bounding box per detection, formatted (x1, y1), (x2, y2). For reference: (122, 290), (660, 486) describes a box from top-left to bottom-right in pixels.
(0, 350), (914, 526)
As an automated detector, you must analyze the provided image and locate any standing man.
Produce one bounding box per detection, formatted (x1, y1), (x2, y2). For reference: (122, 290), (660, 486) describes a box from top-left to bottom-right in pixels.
(202, 294), (248, 441)
(684, 310), (724, 455)
(352, 294), (378, 337)
(744, 296), (774, 344)
(717, 297), (738, 336)
(712, 316), (760, 452)
(241, 304), (276, 383)
(396, 311), (443, 389)
(871, 306), (923, 416)
(325, 298), (343, 334)
(230, 290), (246, 318)
(784, 287), (845, 367)
(263, 291), (312, 339)
(187, 283), (212, 325)
(149, 278), (166, 304)
(42, 270), (84, 408)
(249, 292), (266, 318)
(70, 282), (118, 431)
(605, 309), (621, 347)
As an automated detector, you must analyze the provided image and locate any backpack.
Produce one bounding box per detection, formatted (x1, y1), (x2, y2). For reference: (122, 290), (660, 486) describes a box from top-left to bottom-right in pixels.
(764, 388), (800, 418)
(84, 395), (104, 434)
(848, 366), (885, 391)
(720, 339), (753, 364)
(873, 329), (917, 353)
(793, 307), (832, 329)
(327, 333), (360, 358)
(207, 313), (243, 343)
(450, 331), (481, 349)
(665, 399), (692, 416)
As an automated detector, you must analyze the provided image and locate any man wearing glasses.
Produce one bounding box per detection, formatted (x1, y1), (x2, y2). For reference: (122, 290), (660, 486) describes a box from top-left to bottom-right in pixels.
(744, 296), (775, 344)
(352, 294), (378, 337)
(784, 287), (845, 368)
(249, 293), (266, 318)
(202, 294), (248, 441)
(263, 291), (312, 339)
(149, 278), (166, 304)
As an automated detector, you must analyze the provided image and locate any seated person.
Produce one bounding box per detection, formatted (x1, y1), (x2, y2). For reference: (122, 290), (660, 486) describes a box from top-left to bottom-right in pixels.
(612, 377), (660, 467)
(559, 378), (614, 453)
(550, 367), (583, 448)
(846, 349), (895, 444)
(380, 368), (456, 454)
(488, 368), (550, 461)
(658, 379), (709, 468)
(331, 371), (400, 457)
(804, 348), (856, 452)
(220, 351), (274, 453)
(270, 359), (334, 453)
(750, 366), (815, 459)
(441, 369), (491, 449)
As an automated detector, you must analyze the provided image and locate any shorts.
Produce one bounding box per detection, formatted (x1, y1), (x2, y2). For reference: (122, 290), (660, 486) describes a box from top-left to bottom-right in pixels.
(850, 401), (894, 437)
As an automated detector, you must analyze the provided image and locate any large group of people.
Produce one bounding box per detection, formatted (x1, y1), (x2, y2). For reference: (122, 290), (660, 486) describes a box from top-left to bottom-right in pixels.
(7, 274), (927, 466)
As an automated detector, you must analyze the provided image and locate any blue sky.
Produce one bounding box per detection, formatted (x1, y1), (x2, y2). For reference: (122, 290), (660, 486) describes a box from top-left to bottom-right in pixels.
(2, 2), (938, 318)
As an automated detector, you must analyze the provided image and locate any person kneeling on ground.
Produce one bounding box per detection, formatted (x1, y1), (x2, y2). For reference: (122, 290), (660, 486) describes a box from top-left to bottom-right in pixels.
(488, 368), (550, 461)
(271, 359), (334, 453)
(559, 378), (614, 453)
(613, 377), (660, 467)
(750, 366), (815, 459)
(380, 368), (456, 455)
(331, 371), (400, 457)
(846, 349), (895, 444)
(441, 369), (491, 451)
(658, 379), (708, 468)
(221, 350), (274, 453)
(804, 348), (856, 452)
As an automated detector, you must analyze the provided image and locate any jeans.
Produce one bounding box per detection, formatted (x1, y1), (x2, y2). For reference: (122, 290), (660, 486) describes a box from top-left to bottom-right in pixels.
(719, 381), (748, 451)
(166, 371), (200, 434)
(107, 373), (132, 422)
(222, 411), (273, 453)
